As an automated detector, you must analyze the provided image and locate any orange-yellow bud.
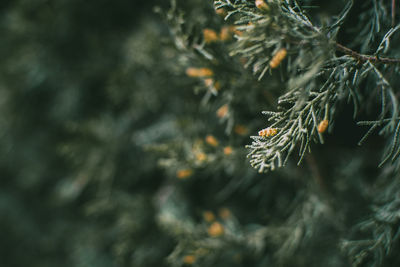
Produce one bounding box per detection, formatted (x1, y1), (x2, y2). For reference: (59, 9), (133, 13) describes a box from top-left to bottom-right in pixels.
(195, 152), (207, 162)
(176, 169), (193, 179)
(215, 7), (227, 17)
(258, 127), (278, 137)
(223, 146), (233, 155)
(205, 135), (219, 147)
(255, 0), (270, 11)
(186, 67), (214, 78)
(219, 26), (234, 41)
(203, 28), (219, 43)
(216, 104), (229, 118)
(183, 255), (196, 265)
(317, 119), (329, 133)
(269, 48), (287, 69)
(208, 222), (224, 237)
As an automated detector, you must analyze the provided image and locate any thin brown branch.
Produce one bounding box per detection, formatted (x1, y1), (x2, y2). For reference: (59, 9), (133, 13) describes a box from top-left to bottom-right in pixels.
(392, 0), (396, 27)
(335, 43), (400, 64)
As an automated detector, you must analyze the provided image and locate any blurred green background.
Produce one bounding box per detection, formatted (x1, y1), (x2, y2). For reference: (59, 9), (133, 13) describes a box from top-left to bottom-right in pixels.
(2, 1), (398, 266)
(0, 1), (178, 266)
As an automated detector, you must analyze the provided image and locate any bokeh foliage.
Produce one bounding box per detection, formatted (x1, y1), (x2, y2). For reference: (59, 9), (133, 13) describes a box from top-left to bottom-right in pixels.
(2, 0), (400, 267)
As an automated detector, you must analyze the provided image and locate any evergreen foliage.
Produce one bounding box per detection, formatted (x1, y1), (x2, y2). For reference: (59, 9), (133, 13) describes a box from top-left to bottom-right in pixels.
(2, 0), (400, 267)
(156, 0), (400, 266)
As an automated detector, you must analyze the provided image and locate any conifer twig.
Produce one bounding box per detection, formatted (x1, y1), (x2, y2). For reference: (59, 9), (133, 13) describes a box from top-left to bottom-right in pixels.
(335, 43), (400, 64)
(392, 0), (396, 27)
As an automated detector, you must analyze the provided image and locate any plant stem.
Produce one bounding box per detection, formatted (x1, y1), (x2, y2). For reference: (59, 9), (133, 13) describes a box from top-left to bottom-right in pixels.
(392, 0), (396, 27)
(335, 43), (400, 64)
